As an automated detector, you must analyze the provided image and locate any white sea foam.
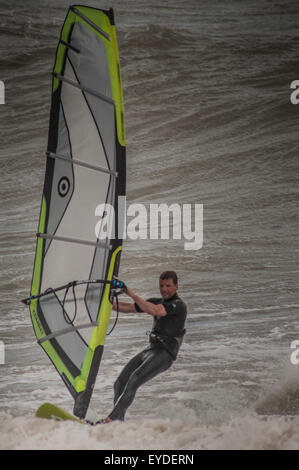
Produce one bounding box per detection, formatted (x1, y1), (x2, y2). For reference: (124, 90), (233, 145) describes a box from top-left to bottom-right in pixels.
(1, 412), (299, 450)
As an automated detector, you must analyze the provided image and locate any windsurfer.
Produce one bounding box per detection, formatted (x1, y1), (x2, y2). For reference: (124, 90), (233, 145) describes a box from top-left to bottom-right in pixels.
(102, 270), (187, 422)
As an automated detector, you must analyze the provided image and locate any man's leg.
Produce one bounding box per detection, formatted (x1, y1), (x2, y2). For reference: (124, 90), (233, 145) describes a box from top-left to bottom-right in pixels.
(108, 348), (173, 421)
(113, 348), (153, 405)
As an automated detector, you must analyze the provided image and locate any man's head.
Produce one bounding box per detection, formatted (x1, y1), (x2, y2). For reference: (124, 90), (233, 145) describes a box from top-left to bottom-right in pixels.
(159, 271), (178, 300)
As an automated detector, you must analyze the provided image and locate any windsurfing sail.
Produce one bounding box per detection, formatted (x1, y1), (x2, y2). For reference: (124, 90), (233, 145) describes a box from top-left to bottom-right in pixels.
(24, 5), (126, 419)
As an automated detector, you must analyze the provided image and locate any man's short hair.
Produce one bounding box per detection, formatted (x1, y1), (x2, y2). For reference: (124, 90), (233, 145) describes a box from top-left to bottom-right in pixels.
(159, 271), (178, 285)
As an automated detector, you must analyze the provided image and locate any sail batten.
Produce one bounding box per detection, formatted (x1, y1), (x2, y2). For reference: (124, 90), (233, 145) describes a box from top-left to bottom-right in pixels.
(46, 151), (118, 177)
(27, 5), (126, 419)
(59, 39), (81, 54)
(38, 322), (99, 344)
(36, 233), (113, 250)
(53, 73), (116, 106)
(70, 6), (111, 41)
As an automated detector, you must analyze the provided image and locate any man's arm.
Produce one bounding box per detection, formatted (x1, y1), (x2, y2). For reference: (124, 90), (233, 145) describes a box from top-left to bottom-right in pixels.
(123, 286), (166, 317)
(112, 300), (137, 313)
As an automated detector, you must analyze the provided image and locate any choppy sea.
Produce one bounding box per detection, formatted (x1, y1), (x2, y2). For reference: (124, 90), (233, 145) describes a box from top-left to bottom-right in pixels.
(1, 0), (299, 450)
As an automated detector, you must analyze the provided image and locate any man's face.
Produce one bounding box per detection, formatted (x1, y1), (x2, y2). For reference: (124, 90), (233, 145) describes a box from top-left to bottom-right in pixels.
(159, 278), (178, 300)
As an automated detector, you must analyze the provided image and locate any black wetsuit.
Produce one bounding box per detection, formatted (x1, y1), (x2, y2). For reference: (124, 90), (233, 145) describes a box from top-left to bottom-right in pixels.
(108, 293), (187, 421)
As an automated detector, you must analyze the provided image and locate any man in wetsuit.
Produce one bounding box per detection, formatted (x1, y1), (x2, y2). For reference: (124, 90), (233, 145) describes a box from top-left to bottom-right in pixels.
(103, 270), (187, 422)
